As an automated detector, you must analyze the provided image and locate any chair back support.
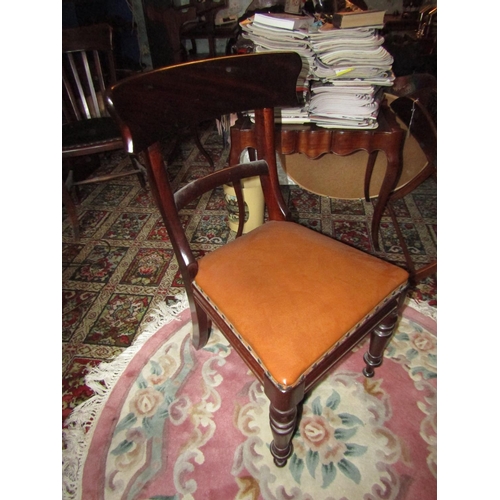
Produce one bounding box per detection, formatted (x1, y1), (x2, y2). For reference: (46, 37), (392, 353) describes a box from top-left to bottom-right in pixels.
(390, 87), (437, 169)
(63, 24), (117, 123)
(389, 73), (436, 99)
(106, 52), (302, 285)
(106, 52), (302, 153)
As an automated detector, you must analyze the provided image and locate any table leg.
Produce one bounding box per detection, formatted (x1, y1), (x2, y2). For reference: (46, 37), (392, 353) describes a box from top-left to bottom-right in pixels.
(364, 151), (379, 202)
(229, 128), (242, 167)
(191, 125), (214, 168)
(371, 149), (402, 251)
(229, 125), (257, 166)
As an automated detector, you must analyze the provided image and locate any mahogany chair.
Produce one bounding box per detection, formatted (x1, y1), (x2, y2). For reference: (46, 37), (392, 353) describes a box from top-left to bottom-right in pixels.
(62, 23), (145, 239)
(388, 83), (437, 284)
(105, 52), (409, 467)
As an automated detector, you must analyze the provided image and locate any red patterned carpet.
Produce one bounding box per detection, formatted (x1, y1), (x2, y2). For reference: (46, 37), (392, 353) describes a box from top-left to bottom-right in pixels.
(62, 122), (437, 426)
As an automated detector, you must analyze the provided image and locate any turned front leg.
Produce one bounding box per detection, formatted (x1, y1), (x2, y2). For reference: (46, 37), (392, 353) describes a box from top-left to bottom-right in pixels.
(269, 404), (298, 467)
(265, 380), (304, 467)
(363, 307), (399, 377)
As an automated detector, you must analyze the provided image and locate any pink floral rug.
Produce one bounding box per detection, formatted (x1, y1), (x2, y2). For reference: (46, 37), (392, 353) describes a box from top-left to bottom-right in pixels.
(62, 295), (437, 500)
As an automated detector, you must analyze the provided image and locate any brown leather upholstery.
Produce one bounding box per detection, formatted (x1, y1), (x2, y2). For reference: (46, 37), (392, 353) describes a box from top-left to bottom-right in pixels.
(195, 220), (408, 387)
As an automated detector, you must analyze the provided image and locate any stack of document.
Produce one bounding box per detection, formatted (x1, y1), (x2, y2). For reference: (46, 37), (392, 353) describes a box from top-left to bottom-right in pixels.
(308, 25), (394, 128)
(240, 16), (396, 129)
(309, 26), (394, 85)
(309, 81), (384, 129)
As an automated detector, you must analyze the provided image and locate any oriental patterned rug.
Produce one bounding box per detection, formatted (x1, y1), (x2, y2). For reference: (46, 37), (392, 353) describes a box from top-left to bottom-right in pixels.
(62, 295), (436, 500)
(63, 123), (437, 428)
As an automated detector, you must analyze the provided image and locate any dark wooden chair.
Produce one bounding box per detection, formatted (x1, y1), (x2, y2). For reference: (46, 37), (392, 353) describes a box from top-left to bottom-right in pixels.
(180, 0), (239, 59)
(388, 81), (437, 284)
(62, 23), (145, 239)
(389, 73), (437, 101)
(105, 52), (409, 467)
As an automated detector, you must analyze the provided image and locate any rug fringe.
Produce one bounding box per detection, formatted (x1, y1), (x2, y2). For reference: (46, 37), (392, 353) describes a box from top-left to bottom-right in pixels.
(62, 293), (189, 500)
(63, 292), (435, 498)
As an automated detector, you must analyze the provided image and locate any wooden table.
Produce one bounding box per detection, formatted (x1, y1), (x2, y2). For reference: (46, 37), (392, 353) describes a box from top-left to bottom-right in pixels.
(229, 102), (405, 251)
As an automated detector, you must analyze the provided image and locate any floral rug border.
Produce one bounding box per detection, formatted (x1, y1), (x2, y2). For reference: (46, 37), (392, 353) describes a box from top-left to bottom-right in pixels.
(62, 294), (435, 499)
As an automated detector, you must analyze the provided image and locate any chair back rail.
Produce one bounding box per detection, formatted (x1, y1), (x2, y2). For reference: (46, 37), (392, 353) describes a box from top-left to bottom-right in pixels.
(389, 87), (437, 204)
(390, 89), (437, 166)
(106, 52), (302, 286)
(63, 24), (116, 123)
(105, 52), (302, 153)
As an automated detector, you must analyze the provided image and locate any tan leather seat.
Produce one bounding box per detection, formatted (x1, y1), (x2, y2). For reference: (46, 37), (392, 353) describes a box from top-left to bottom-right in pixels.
(195, 220), (408, 387)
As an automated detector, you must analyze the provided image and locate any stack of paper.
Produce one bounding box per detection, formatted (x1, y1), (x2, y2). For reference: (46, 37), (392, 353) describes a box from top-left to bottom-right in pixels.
(307, 25), (394, 128)
(240, 17), (396, 129)
(309, 26), (394, 85)
(252, 12), (315, 31)
(309, 81), (384, 129)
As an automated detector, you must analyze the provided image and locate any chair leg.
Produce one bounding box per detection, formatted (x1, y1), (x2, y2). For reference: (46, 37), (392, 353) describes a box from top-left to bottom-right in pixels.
(269, 403), (298, 467)
(226, 37), (237, 55)
(190, 125), (214, 168)
(265, 380), (304, 467)
(412, 261), (437, 284)
(131, 156), (147, 188)
(62, 181), (80, 240)
(208, 36), (216, 58)
(363, 306), (399, 377)
(388, 203), (416, 277)
(190, 299), (212, 350)
(190, 38), (197, 55)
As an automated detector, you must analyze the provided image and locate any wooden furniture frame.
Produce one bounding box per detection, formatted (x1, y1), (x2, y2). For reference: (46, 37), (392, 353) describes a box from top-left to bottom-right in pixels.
(388, 84), (437, 284)
(106, 52), (409, 467)
(62, 23), (145, 239)
(229, 102), (405, 251)
(180, 0), (239, 59)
